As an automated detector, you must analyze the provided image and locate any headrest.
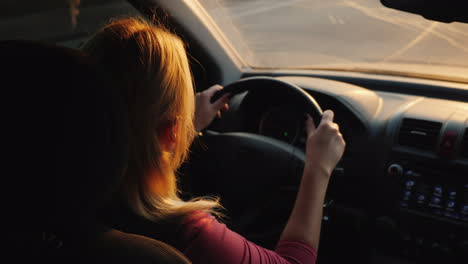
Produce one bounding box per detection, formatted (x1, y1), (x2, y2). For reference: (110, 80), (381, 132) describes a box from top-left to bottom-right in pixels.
(0, 40), (128, 230)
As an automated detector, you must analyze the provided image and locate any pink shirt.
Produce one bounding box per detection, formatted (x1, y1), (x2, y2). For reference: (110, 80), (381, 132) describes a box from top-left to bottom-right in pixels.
(177, 211), (317, 264)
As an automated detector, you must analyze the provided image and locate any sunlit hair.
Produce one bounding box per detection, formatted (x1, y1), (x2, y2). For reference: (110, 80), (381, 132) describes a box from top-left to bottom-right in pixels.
(82, 17), (221, 221)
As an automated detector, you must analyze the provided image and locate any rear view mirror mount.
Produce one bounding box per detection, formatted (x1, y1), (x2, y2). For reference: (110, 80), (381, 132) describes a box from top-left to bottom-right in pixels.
(381, 0), (468, 23)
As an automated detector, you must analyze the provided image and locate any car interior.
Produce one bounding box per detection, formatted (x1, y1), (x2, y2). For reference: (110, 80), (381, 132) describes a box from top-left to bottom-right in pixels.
(2, 0), (467, 263)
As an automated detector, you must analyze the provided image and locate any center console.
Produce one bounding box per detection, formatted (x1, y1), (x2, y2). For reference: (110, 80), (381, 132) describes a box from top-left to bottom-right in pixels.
(383, 156), (468, 263)
(388, 162), (468, 222)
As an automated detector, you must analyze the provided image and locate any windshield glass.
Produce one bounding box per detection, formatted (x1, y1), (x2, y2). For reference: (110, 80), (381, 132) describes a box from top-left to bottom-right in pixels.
(199, 0), (468, 82)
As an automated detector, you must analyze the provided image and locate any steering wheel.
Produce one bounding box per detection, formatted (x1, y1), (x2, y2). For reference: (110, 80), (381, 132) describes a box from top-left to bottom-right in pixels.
(181, 76), (324, 249)
(211, 76), (323, 127)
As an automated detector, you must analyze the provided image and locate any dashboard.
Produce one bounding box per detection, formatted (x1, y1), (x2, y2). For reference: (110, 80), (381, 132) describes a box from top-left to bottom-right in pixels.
(207, 75), (468, 263)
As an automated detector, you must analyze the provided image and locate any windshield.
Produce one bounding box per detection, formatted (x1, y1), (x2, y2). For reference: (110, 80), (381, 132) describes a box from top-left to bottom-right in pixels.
(199, 0), (468, 82)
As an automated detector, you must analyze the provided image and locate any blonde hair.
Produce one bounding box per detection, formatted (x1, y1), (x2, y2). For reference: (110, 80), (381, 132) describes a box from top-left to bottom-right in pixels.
(83, 17), (221, 221)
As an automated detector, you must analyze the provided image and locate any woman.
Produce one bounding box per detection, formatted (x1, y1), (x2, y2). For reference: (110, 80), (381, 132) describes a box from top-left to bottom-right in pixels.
(83, 17), (345, 264)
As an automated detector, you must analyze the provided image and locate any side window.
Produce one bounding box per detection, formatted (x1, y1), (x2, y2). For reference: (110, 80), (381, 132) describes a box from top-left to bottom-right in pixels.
(0, 0), (140, 48)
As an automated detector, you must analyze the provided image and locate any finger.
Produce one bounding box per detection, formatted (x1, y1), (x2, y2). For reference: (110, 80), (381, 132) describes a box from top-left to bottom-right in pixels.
(337, 131), (346, 143)
(320, 110), (334, 125)
(221, 103), (229, 112)
(213, 93), (231, 110)
(217, 110), (222, 118)
(204, 84), (223, 97)
(332, 123), (339, 131)
(305, 114), (316, 135)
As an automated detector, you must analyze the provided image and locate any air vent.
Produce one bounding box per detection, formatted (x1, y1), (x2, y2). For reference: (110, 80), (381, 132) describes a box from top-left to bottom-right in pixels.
(398, 118), (442, 151)
(461, 128), (468, 158)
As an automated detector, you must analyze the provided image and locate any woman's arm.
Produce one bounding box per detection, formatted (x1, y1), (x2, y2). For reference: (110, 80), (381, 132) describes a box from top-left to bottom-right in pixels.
(280, 110), (346, 250)
(179, 211), (317, 264)
(178, 110), (344, 264)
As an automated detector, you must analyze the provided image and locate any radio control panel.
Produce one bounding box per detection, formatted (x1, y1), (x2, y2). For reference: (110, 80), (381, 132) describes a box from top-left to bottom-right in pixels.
(386, 162), (468, 223)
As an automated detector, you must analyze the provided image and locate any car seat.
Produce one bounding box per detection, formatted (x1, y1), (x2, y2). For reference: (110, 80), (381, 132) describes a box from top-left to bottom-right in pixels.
(1, 40), (190, 264)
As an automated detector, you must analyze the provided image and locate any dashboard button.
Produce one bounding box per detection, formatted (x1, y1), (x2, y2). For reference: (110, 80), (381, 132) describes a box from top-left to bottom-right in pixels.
(416, 194), (426, 205)
(433, 185), (444, 197)
(429, 197), (442, 208)
(405, 180), (415, 189)
(388, 164), (403, 177)
(446, 200), (456, 211)
(447, 190), (457, 199)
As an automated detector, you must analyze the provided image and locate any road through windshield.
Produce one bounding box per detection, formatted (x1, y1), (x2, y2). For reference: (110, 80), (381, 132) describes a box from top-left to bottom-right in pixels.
(200, 0), (468, 81)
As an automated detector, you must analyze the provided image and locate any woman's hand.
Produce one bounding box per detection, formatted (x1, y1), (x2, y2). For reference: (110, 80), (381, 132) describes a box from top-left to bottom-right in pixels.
(281, 110), (345, 249)
(304, 110), (346, 179)
(194, 84), (230, 132)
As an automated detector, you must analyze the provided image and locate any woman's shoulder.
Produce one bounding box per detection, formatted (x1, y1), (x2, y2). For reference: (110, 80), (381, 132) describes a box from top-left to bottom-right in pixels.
(179, 210), (219, 234)
(181, 210), (216, 225)
(178, 210), (223, 248)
